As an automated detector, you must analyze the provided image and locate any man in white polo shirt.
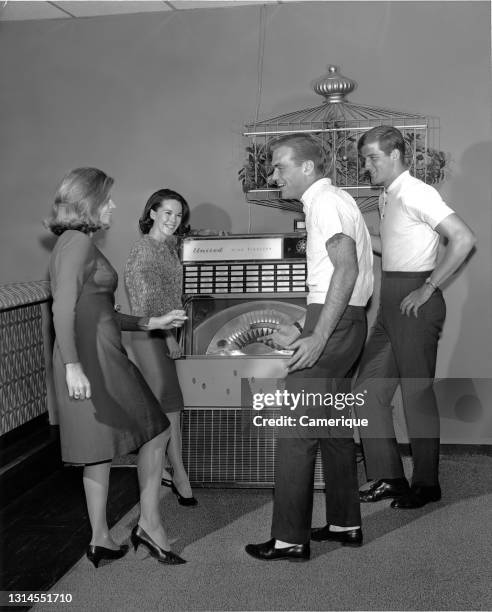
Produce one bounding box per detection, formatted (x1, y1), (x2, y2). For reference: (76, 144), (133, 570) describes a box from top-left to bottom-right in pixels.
(245, 133), (373, 561)
(356, 126), (476, 509)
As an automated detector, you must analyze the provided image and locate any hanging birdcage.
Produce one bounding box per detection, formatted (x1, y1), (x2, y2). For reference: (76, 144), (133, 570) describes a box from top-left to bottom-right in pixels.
(240, 65), (447, 214)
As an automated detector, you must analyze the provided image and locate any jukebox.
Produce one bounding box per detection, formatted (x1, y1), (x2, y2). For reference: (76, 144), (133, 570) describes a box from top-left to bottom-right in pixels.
(176, 233), (326, 487)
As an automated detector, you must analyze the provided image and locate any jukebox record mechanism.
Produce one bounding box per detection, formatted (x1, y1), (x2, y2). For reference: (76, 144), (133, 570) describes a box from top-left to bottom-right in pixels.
(206, 309), (298, 356)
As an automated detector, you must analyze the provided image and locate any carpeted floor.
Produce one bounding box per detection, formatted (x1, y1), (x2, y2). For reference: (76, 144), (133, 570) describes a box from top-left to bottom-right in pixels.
(34, 455), (492, 611)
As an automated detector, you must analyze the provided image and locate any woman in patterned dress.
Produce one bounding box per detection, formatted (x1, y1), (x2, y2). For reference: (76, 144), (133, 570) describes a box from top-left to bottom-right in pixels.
(125, 189), (196, 506)
(46, 168), (187, 566)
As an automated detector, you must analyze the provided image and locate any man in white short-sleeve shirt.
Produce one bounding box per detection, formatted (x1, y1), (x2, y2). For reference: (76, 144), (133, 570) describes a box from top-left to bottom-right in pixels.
(246, 134), (374, 562)
(303, 178), (373, 307)
(356, 126), (476, 510)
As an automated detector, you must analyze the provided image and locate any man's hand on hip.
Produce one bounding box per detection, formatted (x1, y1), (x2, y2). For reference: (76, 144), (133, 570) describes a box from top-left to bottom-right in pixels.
(400, 283), (434, 317)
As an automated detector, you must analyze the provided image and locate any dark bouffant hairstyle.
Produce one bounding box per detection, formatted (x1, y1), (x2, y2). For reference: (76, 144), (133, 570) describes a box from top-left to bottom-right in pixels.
(44, 167), (114, 235)
(357, 125), (406, 160)
(138, 189), (190, 235)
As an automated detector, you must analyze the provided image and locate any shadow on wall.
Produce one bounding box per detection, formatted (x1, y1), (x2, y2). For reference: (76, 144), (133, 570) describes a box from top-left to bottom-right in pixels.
(445, 141), (491, 377)
(435, 141), (492, 441)
(434, 377), (491, 444)
(39, 233), (58, 255)
(190, 202), (232, 234)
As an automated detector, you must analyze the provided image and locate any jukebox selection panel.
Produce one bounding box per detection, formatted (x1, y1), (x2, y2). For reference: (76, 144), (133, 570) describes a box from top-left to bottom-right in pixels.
(183, 261), (307, 295)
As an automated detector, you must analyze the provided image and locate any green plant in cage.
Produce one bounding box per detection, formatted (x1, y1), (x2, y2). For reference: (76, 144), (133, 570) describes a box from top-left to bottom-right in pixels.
(335, 133), (361, 186)
(405, 133), (449, 184)
(238, 144), (270, 192)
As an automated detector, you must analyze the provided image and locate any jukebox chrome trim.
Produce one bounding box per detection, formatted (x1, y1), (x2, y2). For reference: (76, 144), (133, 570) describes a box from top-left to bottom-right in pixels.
(182, 296), (306, 356)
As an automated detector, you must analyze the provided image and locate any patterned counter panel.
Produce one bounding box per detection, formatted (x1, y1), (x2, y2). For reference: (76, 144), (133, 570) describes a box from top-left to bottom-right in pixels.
(0, 281), (52, 434)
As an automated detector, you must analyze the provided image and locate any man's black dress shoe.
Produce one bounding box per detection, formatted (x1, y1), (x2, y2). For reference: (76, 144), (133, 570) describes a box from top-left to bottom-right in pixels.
(359, 478), (410, 503)
(245, 538), (310, 562)
(391, 484), (441, 509)
(311, 525), (363, 547)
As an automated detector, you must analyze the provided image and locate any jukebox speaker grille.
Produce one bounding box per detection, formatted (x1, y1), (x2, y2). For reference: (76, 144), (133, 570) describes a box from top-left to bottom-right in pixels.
(182, 408), (325, 486)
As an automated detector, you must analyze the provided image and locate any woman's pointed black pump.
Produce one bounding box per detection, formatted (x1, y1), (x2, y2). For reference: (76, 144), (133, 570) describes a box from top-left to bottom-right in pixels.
(130, 525), (186, 565)
(161, 477), (198, 507)
(86, 544), (129, 568)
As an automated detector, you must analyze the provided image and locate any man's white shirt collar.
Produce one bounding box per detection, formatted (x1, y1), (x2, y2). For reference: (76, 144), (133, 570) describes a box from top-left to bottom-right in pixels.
(386, 170), (409, 196)
(380, 170), (409, 218)
(301, 177), (333, 212)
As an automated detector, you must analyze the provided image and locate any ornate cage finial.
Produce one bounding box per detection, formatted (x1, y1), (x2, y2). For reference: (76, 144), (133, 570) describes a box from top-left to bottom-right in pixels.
(311, 65), (357, 103)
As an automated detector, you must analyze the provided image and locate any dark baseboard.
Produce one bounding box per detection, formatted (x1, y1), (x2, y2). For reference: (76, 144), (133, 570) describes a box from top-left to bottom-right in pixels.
(1, 466), (140, 595)
(0, 415), (62, 508)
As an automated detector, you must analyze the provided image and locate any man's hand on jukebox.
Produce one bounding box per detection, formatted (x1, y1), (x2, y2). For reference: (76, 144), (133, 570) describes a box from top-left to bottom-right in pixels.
(286, 332), (326, 372)
(259, 322), (302, 350)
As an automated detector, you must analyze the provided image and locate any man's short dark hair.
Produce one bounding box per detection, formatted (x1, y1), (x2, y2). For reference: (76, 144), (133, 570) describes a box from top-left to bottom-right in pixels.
(357, 125), (406, 160)
(270, 133), (329, 175)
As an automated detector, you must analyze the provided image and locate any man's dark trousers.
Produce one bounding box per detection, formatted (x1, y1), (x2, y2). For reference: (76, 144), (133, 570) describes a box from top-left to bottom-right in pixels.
(356, 271), (446, 487)
(271, 303), (366, 545)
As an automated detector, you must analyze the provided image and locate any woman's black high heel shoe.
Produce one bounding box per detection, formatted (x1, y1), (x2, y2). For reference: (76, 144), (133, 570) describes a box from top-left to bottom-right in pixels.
(130, 525), (186, 565)
(171, 481), (198, 507)
(86, 544), (129, 568)
(161, 477), (198, 507)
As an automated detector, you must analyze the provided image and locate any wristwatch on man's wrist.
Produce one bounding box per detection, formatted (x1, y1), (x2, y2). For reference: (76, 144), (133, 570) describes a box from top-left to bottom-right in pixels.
(425, 277), (438, 292)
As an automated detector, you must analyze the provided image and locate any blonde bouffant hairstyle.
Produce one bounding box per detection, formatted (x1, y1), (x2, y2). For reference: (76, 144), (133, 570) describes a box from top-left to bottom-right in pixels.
(45, 167), (114, 235)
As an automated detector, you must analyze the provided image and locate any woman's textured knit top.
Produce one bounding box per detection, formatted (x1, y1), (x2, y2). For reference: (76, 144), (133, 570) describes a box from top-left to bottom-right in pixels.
(124, 235), (183, 317)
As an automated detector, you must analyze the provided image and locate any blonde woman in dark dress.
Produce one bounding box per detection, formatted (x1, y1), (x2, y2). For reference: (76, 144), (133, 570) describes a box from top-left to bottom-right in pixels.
(125, 189), (196, 506)
(46, 168), (188, 567)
